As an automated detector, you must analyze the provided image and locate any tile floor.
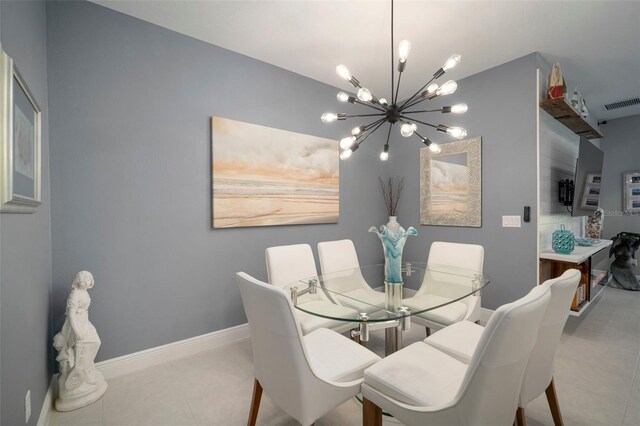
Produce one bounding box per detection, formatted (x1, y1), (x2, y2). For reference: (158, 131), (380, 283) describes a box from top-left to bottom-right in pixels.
(48, 286), (640, 425)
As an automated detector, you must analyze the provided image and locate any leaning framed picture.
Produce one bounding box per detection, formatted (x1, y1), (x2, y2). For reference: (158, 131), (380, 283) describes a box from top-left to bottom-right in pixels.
(623, 171), (640, 213)
(420, 136), (481, 227)
(579, 172), (601, 210)
(0, 48), (41, 213)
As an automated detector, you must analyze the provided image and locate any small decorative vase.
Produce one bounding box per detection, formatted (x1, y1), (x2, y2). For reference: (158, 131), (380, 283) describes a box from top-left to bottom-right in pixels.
(552, 225), (575, 254)
(369, 221), (418, 285)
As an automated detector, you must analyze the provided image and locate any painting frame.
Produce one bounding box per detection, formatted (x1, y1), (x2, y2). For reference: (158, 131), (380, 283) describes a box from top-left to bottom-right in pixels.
(623, 171), (640, 213)
(0, 48), (42, 213)
(211, 116), (339, 229)
(420, 136), (481, 227)
(579, 172), (601, 210)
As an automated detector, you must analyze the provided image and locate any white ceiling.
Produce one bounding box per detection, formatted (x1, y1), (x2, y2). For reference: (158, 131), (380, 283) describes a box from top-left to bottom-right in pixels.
(93, 0), (640, 120)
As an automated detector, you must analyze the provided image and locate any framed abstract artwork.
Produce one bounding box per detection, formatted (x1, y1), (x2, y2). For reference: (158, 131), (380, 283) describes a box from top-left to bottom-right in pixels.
(623, 171), (640, 213)
(211, 116), (339, 228)
(420, 136), (481, 227)
(0, 48), (42, 213)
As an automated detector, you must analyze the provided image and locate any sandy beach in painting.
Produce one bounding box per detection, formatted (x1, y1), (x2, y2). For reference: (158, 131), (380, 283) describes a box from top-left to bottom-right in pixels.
(212, 117), (339, 228)
(430, 159), (469, 214)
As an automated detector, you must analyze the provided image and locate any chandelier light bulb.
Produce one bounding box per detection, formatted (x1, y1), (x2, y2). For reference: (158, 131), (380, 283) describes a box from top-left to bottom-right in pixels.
(336, 64), (352, 81)
(340, 149), (353, 160)
(436, 80), (458, 96)
(446, 127), (468, 139)
(337, 92), (350, 103)
(351, 126), (362, 136)
(427, 83), (438, 94)
(442, 54), (462, 72)
(340, 136), (356, 150)
(380, 149), (389, 161)
(321, 112), (338, 123)
(400, 123), (415, 137)
(451, 103), (468, 113)
(357, 87), (373, 102)
(398, 40), (411, 62)
(379, 98), (388, 105)
(429, 142), (442, 153)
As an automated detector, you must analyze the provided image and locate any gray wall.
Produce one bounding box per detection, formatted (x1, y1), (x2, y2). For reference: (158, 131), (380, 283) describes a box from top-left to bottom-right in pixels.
(46, 1), (391, 361)
(388, 54), (540, 309)
(0, 1), (52, 425)
(599, 114), (640, 273)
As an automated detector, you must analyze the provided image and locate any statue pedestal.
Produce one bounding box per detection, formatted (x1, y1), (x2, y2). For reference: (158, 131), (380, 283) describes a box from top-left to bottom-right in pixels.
(55, 376), (107, 412)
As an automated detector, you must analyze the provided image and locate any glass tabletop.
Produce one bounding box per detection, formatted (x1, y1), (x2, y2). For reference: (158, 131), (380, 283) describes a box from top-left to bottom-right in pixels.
(283, 262), (489, 323)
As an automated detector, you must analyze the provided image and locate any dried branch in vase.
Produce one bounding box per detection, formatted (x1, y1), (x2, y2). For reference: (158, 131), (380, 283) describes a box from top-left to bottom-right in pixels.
(379, 176), (405, 216)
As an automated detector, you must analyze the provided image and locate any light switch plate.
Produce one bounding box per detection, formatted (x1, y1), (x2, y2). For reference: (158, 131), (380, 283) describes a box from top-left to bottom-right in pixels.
(502, 215), (522, 228)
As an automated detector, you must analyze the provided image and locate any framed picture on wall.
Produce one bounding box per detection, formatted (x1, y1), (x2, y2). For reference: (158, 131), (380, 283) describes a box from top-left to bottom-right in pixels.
(0, 48), (42, 213)
(579, 173), (601, 210)
(623, 171), (640, 213)
(211, 116), (339, 228)
(420, 136), (482, 227)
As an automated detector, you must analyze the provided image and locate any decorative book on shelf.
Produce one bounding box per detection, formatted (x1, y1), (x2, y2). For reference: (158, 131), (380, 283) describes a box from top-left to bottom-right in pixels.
(540, 98), (603, 140)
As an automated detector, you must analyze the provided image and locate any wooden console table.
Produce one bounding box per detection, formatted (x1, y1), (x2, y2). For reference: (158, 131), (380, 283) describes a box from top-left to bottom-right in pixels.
(540, 239), (612, 316)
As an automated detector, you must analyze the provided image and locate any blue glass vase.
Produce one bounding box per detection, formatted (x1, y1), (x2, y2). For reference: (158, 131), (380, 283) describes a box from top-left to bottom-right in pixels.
(369, 220), (417, 284)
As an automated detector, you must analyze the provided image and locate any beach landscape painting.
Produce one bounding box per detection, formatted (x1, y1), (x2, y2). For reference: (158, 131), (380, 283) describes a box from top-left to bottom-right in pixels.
(211, 117), (339, 228)
(420, 136), (481, 227)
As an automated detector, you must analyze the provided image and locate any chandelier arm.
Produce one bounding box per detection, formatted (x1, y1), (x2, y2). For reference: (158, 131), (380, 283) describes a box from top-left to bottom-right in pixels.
(400, 116), (438, 129)
(353, 100), (387, 112)
(402, 95), (432, 110)
(393, 71), (402, 106)
(346, 113), (386, 118)
(390, 0), (394, 104)
(398, 75), (437, 110)
(413, 129), (430, 141)
(384, 122), (393, 145)
(401, 108), (443, 114)
(361, 117), (388, 131)
(357, 120), (387, 146)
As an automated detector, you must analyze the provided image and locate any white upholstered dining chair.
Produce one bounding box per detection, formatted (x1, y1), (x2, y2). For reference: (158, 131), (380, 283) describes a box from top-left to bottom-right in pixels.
(316, 239), (386, 313)
(361, 284), (550, 426)
(236, 272), (380, 426)
(265, 243), (357, 335)
(425, 269), (580, 426)
(404, 242), (484, 335)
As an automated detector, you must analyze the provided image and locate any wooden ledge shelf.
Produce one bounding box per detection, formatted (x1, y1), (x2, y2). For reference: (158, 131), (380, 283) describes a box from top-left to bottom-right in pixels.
(540, 98), (603, 140)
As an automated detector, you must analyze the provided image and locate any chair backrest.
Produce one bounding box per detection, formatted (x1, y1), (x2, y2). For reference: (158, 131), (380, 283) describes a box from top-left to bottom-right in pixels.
(317, 239), (361, 274)
(426, 241), (485, 273)
(519, 269), (580, 406)
(317, 239), (371, 292)
(456, 285), (550, 425)
(266, 244), (325, 302)
(418, 242), (485, 298)
(236, 272), (321, 422)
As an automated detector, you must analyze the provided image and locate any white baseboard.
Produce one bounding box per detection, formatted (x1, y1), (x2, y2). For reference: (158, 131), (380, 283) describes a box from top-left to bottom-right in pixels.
(96, 323), (250, 380)
(37, 323), (249, 425)
(37, 376), (55, 426)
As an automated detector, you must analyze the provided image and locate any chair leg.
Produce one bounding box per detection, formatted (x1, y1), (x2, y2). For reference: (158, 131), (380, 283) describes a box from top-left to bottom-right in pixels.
(363, 397), (382, 426)
(247, 379), (263, 426)
(516, 407), (526, 426)
(545, 378), (564, 426)
(425, 327), (431, 337)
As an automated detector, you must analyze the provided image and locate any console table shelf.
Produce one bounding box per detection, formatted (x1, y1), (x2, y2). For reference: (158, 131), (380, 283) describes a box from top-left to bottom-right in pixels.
(540, 98), (603, 140)
(540, 239), (612, 316)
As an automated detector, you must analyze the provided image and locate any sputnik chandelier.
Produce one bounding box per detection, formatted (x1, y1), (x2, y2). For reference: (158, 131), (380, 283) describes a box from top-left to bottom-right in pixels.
(321, 0), (468, 161)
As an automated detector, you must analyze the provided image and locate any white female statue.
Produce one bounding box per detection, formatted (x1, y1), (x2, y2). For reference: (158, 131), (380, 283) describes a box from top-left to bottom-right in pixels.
(54, 271), (107, 411)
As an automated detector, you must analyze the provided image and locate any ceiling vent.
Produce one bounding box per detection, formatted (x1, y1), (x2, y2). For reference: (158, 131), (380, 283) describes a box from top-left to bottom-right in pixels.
(603, 97), (640, 110)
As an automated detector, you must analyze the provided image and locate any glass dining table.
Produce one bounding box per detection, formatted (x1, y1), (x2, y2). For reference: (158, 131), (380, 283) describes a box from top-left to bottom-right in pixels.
(283, 262), (489, 355)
